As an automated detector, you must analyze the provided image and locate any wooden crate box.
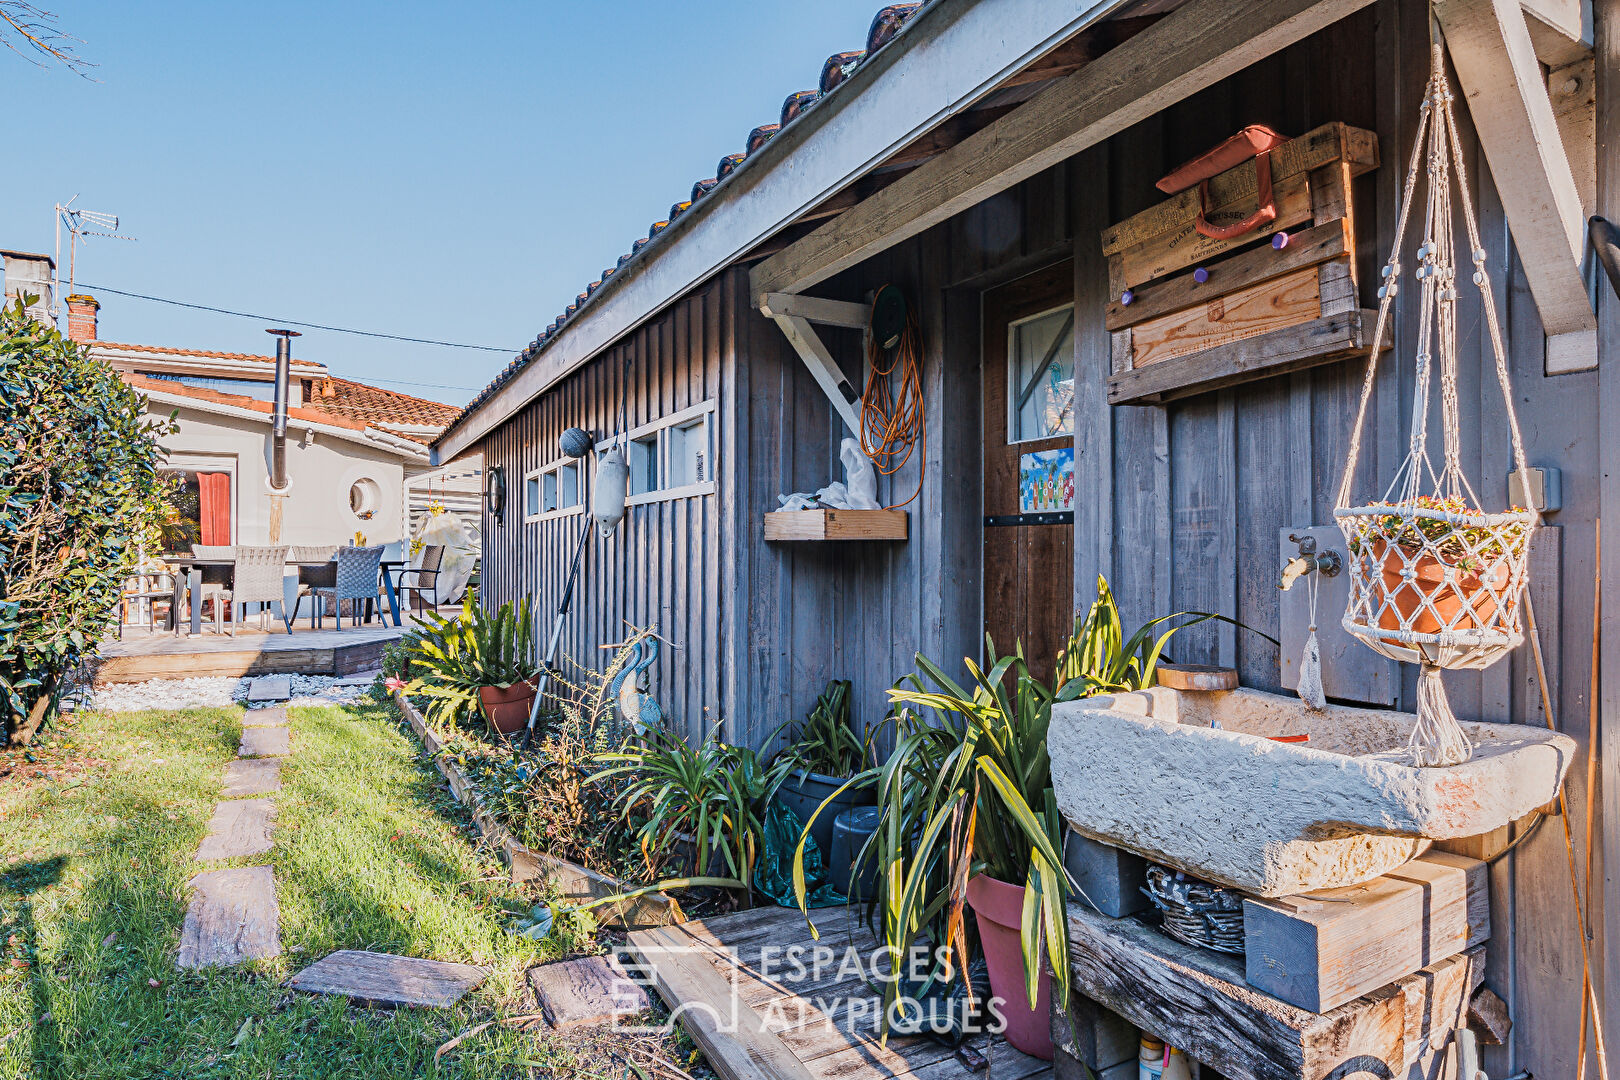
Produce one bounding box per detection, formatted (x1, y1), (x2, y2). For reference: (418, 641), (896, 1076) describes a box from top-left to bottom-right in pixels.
(1102, 122), (1382, 405)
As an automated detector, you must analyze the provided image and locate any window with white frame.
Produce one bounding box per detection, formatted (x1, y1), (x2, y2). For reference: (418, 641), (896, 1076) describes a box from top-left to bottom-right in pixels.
(524, 457), (585, 522)
(618, 400), (717, 505)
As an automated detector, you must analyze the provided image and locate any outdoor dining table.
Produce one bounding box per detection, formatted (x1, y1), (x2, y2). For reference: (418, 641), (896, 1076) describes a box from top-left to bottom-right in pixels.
(164, 556), (408, 636)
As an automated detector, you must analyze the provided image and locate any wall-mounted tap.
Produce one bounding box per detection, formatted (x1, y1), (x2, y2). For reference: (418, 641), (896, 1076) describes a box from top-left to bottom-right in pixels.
(1279, 533), (1341, 591)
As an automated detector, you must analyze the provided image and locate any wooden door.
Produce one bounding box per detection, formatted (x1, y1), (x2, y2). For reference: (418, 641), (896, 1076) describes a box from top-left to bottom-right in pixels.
(983, 262), (1075, 684)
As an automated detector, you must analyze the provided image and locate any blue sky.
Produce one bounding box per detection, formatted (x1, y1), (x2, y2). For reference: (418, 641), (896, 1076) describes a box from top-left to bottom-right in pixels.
(0, 1), (882, 405)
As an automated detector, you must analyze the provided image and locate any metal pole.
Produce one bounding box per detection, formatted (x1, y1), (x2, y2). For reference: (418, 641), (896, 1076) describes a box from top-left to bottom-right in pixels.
(520, 513), (593, 751)
(265, 329), (300, 492)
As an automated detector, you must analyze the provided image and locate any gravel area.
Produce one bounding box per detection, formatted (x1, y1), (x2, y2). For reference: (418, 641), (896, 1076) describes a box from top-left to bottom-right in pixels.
(90, 671), (383, 712)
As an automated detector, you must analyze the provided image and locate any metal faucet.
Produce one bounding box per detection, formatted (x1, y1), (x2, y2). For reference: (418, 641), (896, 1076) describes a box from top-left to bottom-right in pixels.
(1279, 533), (1341, 591)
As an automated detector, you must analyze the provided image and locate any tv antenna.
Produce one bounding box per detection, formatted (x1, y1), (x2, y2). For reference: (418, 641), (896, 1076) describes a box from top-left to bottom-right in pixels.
(53, 196), (135, 315)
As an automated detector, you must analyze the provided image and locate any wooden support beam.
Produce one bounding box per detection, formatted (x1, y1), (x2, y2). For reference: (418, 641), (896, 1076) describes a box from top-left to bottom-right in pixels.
(1434, 0), (1597, 368)
(1520, 0), (1594, 64)
(750, 0), (1382, 302)
(769, 315), (863, 435)
(758, 293), (871, 330)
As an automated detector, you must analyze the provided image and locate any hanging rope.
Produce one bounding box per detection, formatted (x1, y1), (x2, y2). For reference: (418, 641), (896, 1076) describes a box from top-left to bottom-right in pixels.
(861, 285), (926, 509)
(1332, 32), (1536, 767)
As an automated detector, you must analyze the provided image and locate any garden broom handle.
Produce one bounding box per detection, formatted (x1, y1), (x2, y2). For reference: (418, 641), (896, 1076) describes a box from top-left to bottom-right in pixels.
(521, 514), (594, 749)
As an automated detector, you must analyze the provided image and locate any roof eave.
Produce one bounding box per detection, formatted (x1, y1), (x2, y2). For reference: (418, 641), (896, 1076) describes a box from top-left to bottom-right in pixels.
(433, 0), (1131, 462)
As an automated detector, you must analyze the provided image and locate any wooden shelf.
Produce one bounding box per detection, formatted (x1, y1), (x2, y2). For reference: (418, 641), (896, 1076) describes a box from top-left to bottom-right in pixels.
(763, 508), (907, 541)
(1107, 309), (1380, 405)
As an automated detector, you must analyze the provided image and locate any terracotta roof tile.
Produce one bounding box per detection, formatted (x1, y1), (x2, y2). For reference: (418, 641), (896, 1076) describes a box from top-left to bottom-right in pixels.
(304, 376), (460, 435)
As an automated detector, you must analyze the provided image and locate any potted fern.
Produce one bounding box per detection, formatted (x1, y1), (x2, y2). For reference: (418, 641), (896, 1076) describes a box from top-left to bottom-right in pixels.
(405, 596), (541, 737)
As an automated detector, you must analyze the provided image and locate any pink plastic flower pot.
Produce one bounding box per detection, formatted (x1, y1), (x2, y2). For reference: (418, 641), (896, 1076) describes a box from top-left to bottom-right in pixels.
(966, 873), (1054, 1060)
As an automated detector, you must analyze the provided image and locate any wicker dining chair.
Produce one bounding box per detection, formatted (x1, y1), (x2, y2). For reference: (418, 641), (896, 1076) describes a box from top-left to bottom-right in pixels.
(311, 545), (386, 628)
(398, 545), (447, 615)
(216, 546), (291, 635)
(287, 545), (340, 629)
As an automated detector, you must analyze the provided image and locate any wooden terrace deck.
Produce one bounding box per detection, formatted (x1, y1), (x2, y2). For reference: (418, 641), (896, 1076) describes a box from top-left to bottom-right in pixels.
(94, 619), (419, 683)
(626, 905), (1050, 1080)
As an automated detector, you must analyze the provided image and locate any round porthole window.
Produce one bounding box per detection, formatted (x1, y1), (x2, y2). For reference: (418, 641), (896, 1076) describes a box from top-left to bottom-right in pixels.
(349, 477), (382, 519)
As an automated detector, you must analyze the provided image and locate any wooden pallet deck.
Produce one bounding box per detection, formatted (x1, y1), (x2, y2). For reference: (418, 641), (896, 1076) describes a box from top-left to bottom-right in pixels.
(94, 621), (407, 683)
(626, 905), (1051, 1080)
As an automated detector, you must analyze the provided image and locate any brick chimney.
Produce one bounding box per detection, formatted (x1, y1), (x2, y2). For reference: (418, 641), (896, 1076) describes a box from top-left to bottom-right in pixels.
(65, 293), (99, 342)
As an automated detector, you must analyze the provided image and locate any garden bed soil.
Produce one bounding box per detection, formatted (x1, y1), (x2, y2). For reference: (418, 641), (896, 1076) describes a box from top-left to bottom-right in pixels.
(391, 690), (683, 929)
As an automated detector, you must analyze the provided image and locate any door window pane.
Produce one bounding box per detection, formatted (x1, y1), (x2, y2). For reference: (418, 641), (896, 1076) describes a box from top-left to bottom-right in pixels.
(1008, 306), (1075, 443)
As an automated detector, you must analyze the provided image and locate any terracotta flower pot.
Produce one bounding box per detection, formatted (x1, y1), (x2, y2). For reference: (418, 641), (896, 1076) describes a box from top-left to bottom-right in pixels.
(1371, 540), (1509, 642)
(966, 873), (1053, 1060)
(478, 680), (537, 735)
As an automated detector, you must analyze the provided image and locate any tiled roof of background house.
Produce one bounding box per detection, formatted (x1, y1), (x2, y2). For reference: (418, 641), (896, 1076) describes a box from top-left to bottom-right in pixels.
(439, 2), (925, 439)
(304, 377), (462, 441)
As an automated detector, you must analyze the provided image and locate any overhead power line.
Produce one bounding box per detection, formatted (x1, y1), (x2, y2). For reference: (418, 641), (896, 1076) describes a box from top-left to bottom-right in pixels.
(75, 281), (521, 353)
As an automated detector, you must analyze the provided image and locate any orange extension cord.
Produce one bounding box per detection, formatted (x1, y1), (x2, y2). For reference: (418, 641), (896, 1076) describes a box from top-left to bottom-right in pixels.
(860, 287), (925, 509)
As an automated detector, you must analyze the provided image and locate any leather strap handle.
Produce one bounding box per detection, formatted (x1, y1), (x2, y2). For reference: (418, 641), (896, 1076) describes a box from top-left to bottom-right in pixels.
(1194, 150), (1277, 240)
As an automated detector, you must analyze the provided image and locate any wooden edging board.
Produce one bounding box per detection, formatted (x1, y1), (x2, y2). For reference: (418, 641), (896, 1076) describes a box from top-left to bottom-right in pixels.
(391, 691), (682, 928)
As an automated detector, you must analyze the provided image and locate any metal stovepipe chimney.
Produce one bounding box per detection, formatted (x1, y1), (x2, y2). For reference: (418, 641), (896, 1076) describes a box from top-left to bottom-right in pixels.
(266, 328), (300, 491)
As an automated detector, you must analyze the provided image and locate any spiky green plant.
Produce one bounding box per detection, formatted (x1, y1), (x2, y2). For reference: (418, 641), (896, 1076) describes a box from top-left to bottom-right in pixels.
(1055, 576), (1240, 695)
(404, 596), (538, 736)
(591, 722), (795, 899)
(781, 678), (870, 778)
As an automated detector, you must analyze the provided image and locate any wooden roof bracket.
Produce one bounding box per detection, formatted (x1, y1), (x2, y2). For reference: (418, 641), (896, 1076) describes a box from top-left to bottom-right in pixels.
(758, 291), (872, 435)
(1435, 0), (1599, 373)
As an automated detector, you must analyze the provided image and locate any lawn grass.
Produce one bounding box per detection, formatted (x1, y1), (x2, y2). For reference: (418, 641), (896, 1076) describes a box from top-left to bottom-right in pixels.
(0, 698), (694, 1079)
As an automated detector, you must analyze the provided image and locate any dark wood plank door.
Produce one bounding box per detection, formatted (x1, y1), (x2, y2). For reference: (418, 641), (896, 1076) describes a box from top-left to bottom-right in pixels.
(983, 262), (1075, 684)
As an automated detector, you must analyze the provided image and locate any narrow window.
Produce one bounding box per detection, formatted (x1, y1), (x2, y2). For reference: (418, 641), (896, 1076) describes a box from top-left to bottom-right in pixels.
(558, 462), (579, 508)
(542, 469), (559, 513)
(525, 473), (541, 519)
(630, 433), (660, 495)
(667, 416), (709, 487)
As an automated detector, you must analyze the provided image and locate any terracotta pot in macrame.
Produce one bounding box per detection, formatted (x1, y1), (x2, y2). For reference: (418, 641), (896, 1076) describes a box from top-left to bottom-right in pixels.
(1370, 541), (1511, 643)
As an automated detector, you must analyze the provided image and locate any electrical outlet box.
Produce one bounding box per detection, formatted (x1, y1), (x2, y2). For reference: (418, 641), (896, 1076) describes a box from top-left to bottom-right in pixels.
(1278, 526), (1398, 706)
(1508, 466), (1561, 514)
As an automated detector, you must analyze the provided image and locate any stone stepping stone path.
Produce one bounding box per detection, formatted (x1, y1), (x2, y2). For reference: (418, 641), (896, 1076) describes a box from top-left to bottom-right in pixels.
(528, 954), (650, 1029)
(288, 950), (487, 1008)
(177, 704), (490, 1014)
(241, 706), (286, 727)
(177, 866), (282, 968)
(177, 707), (289, 970)
(195, 797), (276, 861)
(221, 758), (281, 797)
(238, 726), (290, 759)
(246, 675), (291, 703)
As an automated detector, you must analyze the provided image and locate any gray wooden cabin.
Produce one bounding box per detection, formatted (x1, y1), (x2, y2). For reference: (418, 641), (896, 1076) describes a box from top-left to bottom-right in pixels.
(434, 0), (1617, 1074)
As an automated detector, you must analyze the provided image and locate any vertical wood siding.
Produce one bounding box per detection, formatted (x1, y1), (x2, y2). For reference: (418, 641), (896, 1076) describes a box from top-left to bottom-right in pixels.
(477, 274), (736, 749)
(473, 0), (1596, 1068)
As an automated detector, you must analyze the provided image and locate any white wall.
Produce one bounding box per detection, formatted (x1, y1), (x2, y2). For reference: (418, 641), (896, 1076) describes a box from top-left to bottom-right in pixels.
(154, 402), (412, 546)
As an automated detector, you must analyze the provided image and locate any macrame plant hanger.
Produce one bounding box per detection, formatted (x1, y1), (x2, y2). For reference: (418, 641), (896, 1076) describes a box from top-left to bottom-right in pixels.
(1333, 27), (1537, 768)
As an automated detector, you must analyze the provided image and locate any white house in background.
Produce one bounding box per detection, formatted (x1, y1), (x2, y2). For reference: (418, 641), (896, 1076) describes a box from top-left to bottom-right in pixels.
(2, 249), (479, 552)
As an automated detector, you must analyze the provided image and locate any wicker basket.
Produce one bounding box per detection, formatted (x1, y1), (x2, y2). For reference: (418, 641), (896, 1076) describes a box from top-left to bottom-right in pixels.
(1143, 864), (1245, 955)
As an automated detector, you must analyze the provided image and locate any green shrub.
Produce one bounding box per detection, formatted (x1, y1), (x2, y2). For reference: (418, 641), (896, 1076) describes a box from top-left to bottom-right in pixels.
(0, 296), (174, 744)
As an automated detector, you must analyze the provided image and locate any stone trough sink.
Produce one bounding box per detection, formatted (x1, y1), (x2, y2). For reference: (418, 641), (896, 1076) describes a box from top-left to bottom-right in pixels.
(1048, 686), (1574, 896)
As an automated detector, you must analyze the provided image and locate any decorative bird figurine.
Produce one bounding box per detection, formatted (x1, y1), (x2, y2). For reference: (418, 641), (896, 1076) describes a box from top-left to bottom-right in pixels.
(606, 636), (663, 737)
